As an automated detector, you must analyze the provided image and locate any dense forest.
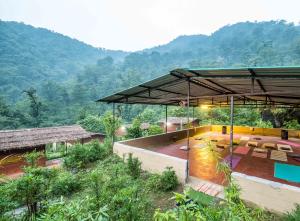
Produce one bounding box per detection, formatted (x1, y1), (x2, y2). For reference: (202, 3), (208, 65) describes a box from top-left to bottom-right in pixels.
(1, 20), (300, 131)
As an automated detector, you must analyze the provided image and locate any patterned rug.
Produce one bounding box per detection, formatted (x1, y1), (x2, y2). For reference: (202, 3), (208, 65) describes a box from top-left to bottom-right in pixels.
(270, 150), (287, 162)
(234, 146), (250, 155)
(251, 151), (267, 158)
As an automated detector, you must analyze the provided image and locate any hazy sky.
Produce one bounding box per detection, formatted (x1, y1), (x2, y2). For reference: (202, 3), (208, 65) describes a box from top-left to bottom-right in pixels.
(0, 0), (299, 51)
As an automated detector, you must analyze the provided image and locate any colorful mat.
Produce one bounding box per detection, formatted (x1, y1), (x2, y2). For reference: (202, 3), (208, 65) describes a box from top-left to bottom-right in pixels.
(274, 162), (300, 183)
(240, 136), (250, 141)
(224, 155), (242, 169)
(277, 144), (293, 152)
(233, 146), (250, 155)
(251, 151), (267, 158)
(270, 150), (287, 162)
(278, 140), (300, 148)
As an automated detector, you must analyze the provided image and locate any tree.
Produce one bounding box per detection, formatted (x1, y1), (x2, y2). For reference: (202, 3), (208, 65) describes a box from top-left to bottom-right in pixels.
(23, 87), (42, 127)
(126, 118), (143, 139)
(144, 125), (163, 136)
(78, 115), (104, 133)
(101, 111), (121, 140)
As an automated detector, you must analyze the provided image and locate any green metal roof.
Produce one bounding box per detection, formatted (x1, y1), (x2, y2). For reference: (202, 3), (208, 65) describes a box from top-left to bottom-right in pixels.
(97, 67), (300, 107)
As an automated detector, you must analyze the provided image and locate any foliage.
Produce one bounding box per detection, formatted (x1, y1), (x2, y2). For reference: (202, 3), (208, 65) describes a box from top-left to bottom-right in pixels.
(45, 143), (66, 160)
(2, 21), (300, 129)
(0, 182), (17, 217)
(38, 197), (110, 221)
(50, 170), (81, 196)
(159, 167), (179, 192)
(126, 153), (142, 179)
(126, 117), (143, 139)
(145, 173), (162, 191)
(77, 114), (104, 133)
(284, 119), (300, 130)
(23, 87), (42, 127)
(139, 108), (161, 123)
(9, 167), (57, 218)
(146, 168), (178, 192)
(145, 125), (164, 136)
(153, 163), (276, 221)
(284, 204), (300, 221)
(64, 140), (109, 169)
(255, 119), (273, 128)
(101, 111), (121, 140)
(24, 150), (42, 167)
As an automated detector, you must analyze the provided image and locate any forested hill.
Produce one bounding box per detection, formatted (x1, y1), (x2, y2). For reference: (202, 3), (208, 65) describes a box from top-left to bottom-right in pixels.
(144, 21), (300, 67)
(1, 20), (300, 129)
(0, 21), (127, 101)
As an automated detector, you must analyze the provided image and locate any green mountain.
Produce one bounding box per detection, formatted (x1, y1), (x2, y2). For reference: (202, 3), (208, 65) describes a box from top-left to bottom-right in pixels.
(143, 21), (300, 68)
(0, 21), (127, 101)
(1, 20), (300, 129)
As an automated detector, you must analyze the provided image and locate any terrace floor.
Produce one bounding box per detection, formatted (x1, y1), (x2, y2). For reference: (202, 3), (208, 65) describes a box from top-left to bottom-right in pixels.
(149, 132), (300, 188)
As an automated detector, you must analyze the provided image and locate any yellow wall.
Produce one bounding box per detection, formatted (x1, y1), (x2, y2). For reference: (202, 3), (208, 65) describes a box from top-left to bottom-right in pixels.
(211, 125), (300, 138)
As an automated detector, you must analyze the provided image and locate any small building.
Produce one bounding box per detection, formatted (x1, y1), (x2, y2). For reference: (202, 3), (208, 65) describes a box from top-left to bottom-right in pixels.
(158, 117), (200, 132)
(0, 125), (104, 175)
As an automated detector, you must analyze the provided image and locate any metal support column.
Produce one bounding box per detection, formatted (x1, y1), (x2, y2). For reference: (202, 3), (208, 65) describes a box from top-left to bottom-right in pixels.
(112, 102), (115, 143)
(192, 106), (195, 127)
(229, 96), (234, 170)
(186, 79), (191, 182)
(165, 105), (168, 133)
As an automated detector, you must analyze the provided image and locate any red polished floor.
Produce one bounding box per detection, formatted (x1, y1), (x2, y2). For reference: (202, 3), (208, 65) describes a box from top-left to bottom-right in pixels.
(149, 132), (300, 187)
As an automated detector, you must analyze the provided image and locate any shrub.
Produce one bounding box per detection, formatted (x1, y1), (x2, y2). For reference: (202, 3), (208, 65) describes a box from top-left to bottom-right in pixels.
(284, 119), (300, 130)
(63, 143), (88, 169)
(64, 140), (109, 170)
(145, 174), (162, 191)
(11, 170), (48, 217)
(0, 183), (16, 217)
(145, 168), (179, 192)
(109, 185), (150, 221)
(50, 171), (81, 196)
(39, 196), (109, 221)
(24, 150), (42, 167)
(284, 204), (300, 221)
(159, 167), (178, 192)
(146, 125), (163, 136)
(255, 119), (273, 128)
(126, 153), (142, 179)
(126, 118), (143, 139)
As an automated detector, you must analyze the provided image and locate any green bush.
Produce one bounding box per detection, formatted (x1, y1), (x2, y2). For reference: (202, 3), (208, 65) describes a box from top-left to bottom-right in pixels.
(24, 150), (43, 167)
(39, 196), (109, 221)
(126, 153), (142, 179)
(50, 171), (81, 196)
(126, 118), (143, 139)
(0, 183), (17, 217)
(145, 168), (179, 192)
(284, 119), (300, 130)
(109, 185), (150, 221)
(284, 204), (300, 221)
(159, 167), (178, 192)
(145, 174), (162, 191)
(146, 125), (163, 136)
(64, 140), (109, 170)
(63, 143), (88, 169)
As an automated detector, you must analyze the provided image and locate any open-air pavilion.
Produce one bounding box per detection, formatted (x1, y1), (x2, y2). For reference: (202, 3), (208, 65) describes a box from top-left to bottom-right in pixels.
(97, 67), (300, 213)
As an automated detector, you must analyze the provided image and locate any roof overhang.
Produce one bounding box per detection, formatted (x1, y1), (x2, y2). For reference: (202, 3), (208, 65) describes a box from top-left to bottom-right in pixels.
(97, 67), (300, 107)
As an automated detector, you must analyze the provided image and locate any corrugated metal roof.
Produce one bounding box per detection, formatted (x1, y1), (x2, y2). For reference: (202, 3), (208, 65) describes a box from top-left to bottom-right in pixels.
(97, 67), (300, 107)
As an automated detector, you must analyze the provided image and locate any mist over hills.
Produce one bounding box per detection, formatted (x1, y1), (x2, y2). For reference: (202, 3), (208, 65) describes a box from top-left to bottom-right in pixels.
(1, 20), (300, 128)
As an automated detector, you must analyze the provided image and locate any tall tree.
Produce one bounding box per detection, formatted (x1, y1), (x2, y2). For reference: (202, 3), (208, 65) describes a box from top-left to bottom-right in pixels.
(23, 88), (42, 127)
